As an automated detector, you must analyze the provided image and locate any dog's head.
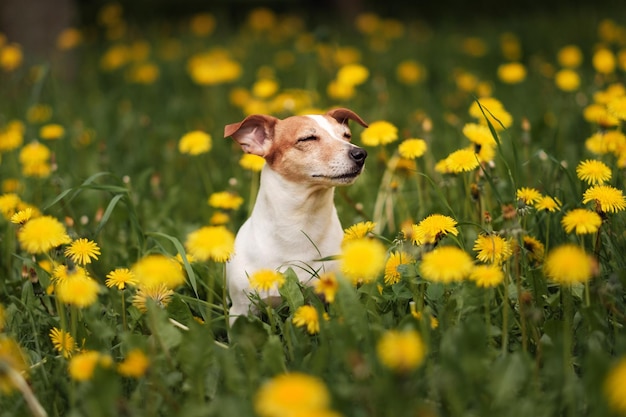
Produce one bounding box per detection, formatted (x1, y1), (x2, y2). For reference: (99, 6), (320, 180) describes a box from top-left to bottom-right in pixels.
(224, 108), (368, 186)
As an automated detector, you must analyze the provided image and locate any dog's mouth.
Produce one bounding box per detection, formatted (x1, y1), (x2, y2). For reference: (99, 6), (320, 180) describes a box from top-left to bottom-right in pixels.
(311, 168), (363, 182)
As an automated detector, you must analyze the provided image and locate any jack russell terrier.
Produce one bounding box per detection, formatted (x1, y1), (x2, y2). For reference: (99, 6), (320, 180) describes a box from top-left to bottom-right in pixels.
(224, 108), (368, 323)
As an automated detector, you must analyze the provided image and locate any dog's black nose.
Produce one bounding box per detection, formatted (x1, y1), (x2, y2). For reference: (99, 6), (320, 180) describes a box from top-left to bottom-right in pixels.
(349, 147), (368, 166)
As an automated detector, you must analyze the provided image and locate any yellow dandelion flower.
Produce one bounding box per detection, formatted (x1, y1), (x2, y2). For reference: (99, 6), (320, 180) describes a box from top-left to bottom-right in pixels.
(419, 246), (474, 284)
(132, 284), (175, 312)
(55, 273), (100, 308)
(209, 211), (230, 225)
(56, 27), (82, 50)
(342, 221), (376, 244)
(26, 104), (52, 124)
(434, 158), (452, 174)
(473, 234), (513, 264)
(252, 78), (279, 99)
(0, 123), (24, 152)
(469, 97), (513, 130)
(0, 43), (23, 72)
(444, 148), (480, 173)
(189, 13), (216, 37)
(49, 327), (77, 358)
(475, 142), (496, 163)
(395, 157), (417, 176)
(0, 193), (21, 219)
(254, 372), (330, 417)
(19, 141), (50, 166)
(594, 84), (625, 104)
(0, 179), (20, 195)
(39, 124), (65, 140)
(522, 235), (545, 264)
(585, 130), (626, 155)
(411, 214), (458, 246)
(0, 336), (29, 393)
(186, 50), (242, 86)
(21, 161), (52, 178)
(117, 349), (150, 378)
(576, 159), (612, 185)
(127, 62), (160, 84)
(337, 63), (370, 87)
(100, 44), (130, 71)
(178, 130), (212, 155)
(105, 268), (137, 290)
(327, 79), (356, 100)
(17, 215), (71, 254)
(132, 254), (185, 289)
(554, 69), (581, 92)
(68, 350), (110, 382)
(469, 264), (504, 288)
(184, 225), (235, 262)
(535, 195), (562, 212)
(376, 329), (426, 373)
(292, 305), (319, 335)
(557, 45), (583, 68)
(544, 244), (594, 285)
(340, 238), (387, 285)
(583, 184), (626, 213)
(314, 272), (339, 303)
(64, 238), (101, 265)
(583, 105), (620, 128)
(355, 12), (380, 35)
(360, 121), (398, 147)
(463, 123), (497, 147)
(462, 37), (488, 57)
(384, 251), (414, 285)
(10, 207), (33, 225)
(497, 62), (527, 84)
(605, 357), (626, 414)
(516, 187), (542, 205)
(593, 48), (616, 74)
(52, 264), (84, 284)
(561, 208), (603, 235)
(249, 269), (285, 293)
(455, 70), (479, 92)
(607, 96), (626, 121)
(247, 7), (277, 32)
(398, 138), (427, 159)
(396, 60), (426, 85)
(208, 191), (244, 211)
(239, 153), (266, 172)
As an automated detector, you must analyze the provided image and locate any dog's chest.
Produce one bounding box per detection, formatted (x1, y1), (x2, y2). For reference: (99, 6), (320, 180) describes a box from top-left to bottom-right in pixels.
(233, 211), (343, 275)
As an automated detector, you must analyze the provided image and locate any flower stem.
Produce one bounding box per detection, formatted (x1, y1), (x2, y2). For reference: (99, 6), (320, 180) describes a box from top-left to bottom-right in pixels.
(562, 284), (574, 415)
(501, 274), (509, 355)
(121, 291), (127, 331)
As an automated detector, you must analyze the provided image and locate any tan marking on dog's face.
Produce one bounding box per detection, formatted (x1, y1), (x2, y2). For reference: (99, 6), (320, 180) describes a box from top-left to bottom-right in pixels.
(264, 114), (366, 185)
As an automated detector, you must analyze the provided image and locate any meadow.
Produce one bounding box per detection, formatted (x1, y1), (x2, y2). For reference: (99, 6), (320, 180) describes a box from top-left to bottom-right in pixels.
(1, 3), (626, 416)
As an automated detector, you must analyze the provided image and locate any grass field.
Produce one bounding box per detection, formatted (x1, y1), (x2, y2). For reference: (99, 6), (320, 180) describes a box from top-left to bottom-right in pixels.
(1, 3), (626, 417)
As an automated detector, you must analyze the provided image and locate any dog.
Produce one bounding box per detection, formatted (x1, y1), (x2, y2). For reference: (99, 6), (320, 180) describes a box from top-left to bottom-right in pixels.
(223, 108), (368, 323)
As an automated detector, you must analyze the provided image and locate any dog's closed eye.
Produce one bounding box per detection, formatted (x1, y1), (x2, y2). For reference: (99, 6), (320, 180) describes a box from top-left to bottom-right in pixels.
(297, 135), (318, 143)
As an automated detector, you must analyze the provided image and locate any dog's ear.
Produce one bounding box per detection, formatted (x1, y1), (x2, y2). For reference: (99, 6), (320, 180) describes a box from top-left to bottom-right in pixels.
(224, 114), (278, 156)
(326, 108), (368, 128)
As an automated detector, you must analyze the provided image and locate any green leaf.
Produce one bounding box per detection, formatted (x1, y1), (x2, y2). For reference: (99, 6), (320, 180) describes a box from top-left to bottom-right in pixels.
(278, 268), (304, 312)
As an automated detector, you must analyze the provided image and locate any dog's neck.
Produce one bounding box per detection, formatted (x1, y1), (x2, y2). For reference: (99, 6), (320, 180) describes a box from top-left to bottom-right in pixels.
(249, 165), (338, 236)
(252, 165), (335, 227)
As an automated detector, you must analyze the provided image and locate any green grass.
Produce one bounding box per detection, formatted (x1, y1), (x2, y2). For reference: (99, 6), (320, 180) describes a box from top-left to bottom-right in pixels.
(1, 4), (626, 417)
